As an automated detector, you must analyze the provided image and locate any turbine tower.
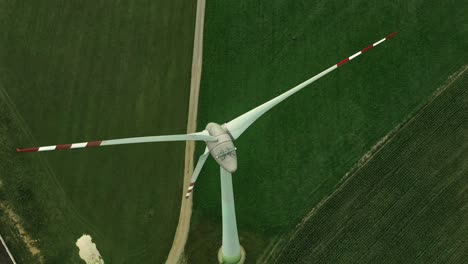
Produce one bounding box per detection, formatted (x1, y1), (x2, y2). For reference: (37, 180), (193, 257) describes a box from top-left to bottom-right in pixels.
(17, 33), (397, 263)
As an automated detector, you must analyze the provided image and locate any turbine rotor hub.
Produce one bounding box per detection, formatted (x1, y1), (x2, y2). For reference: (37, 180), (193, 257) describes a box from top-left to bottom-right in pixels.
(205, 122), (238, 173)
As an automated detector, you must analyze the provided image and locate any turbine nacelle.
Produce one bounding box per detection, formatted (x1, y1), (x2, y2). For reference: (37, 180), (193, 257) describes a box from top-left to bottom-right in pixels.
(15, 32), (397, 262)
(205, 122), (237, 173)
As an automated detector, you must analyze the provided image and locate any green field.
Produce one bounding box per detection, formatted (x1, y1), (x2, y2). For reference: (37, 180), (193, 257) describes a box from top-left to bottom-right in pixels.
(188, 0), (467, 262)
(0, 1), (196, 263)
(271, 67), (468, 263)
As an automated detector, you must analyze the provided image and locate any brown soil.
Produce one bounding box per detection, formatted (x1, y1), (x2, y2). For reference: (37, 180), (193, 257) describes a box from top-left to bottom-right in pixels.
(0, 202), (44, 263)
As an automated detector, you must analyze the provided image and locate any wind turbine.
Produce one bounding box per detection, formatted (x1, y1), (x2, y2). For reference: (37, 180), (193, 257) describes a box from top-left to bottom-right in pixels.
(17, 32), (397, 263)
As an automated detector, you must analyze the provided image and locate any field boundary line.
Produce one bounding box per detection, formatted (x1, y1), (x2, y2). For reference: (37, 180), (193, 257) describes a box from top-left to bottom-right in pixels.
(165, 0), (206, 263)
(296, 64), (468, 229)
(339, 64), (468, 186)
(264, 65), (468, 263)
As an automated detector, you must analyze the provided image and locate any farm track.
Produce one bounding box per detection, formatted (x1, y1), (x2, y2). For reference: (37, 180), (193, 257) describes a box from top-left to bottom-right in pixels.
(165, 0), (206, 263)
(269, 66), (468, 263)
(1, 1), (199, 262)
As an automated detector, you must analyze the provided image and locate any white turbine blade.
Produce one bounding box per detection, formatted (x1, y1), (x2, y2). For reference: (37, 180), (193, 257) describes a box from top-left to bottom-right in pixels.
(185, 147), (210, 199)
(223, 65), (335, 139)
(16, 130), (217, 153)
(224, 32), (397, 140)
(101, 131), (216, 146)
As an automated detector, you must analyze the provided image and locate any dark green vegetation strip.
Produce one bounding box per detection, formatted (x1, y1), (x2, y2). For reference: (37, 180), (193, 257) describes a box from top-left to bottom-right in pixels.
(0, 93), (67, 263)
(188, 0), (468, 262)
(272, 67), (468, 263)
(0, 1), (196, 263)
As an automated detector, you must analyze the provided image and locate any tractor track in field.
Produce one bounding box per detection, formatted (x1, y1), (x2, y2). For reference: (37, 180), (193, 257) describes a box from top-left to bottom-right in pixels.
(165, 0), (206, 263)
(260, 65), (468, 263)
(0, 78), (103, 260)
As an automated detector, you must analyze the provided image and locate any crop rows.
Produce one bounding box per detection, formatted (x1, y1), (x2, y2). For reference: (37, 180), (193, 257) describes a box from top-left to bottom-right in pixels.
(272, 68), (468, 263)
(188, 0), (467, 262)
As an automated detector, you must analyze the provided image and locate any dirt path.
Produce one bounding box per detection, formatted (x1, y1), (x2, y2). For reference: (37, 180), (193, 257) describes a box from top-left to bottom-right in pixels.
(0, 202), (43, 263)
(165, 0), (206, 263)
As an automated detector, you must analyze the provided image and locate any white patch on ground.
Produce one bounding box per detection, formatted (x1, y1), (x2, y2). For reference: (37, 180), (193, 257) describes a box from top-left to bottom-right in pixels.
(76, 235), (104, 264)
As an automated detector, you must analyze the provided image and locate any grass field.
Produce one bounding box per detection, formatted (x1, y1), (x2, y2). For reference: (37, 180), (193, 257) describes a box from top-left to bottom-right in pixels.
(187, 0), (468, 262)
(0, 1), (196, 263)
(270, 67), (468, 263)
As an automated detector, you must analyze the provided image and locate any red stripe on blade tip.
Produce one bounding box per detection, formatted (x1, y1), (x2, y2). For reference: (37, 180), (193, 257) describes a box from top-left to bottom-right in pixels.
(386, 32), (398, 39)
(337, 58), (350, 67)
(86, 141), (102, 147)
(56, 144), (72, 150)
(361, 45), (374, 53)
(16, 147), (39, 153)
